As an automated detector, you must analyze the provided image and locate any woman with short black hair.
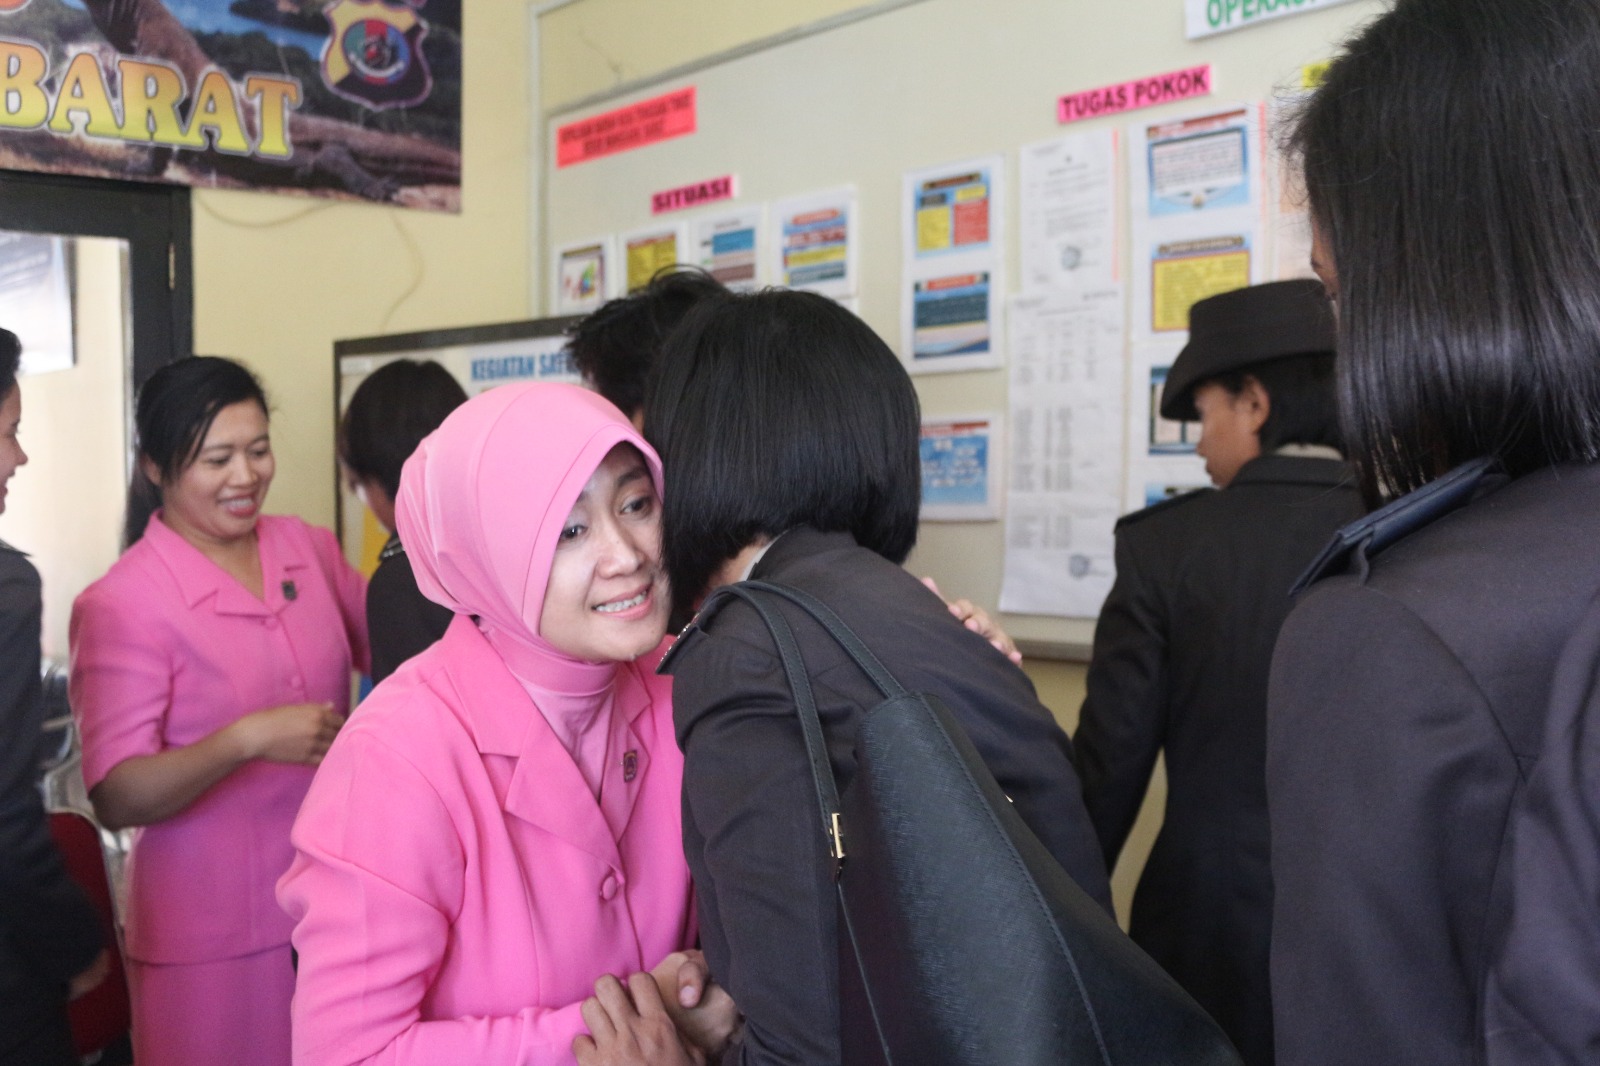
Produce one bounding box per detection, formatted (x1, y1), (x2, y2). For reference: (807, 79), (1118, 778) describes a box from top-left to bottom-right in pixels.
(338, 359), (467, 682)
(637, 290), (1110, 1065)
(646, 291), (920, 624)
(1266, 1), (1600, 1062)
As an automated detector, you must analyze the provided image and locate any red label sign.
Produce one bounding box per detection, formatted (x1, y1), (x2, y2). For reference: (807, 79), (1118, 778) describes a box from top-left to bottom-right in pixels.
(1057, 65), (1211, 124)
(651, 174), (736, 214)
(557, 86), (697, 168)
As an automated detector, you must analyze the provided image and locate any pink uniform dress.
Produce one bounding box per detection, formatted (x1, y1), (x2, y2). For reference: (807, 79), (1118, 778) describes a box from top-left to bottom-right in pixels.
(278, 383), (695, 1066)
(69, 514), (369, 1066)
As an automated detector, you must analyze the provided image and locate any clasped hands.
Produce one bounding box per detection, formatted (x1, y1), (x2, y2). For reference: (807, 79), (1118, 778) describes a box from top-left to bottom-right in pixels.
(573, 950), (741, 1066)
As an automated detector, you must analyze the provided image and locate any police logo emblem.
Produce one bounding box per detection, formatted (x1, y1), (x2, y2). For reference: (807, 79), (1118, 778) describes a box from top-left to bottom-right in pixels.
(322, 0), (433, 111)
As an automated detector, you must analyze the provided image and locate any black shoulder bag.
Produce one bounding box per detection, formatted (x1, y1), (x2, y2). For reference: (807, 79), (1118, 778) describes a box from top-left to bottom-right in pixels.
(707, 580), (1243, 1066)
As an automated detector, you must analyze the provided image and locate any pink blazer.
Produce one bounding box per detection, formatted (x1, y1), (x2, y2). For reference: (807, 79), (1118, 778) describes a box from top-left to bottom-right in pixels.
(69, 514), (368, 964)
(278, 617), (694, 1066)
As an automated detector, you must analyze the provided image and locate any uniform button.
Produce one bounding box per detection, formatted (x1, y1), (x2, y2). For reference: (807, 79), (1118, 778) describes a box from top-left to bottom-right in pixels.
(600, 875), (618, 901)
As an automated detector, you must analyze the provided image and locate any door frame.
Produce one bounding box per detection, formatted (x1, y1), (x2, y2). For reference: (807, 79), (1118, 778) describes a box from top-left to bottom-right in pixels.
(0, 171), (192, 388)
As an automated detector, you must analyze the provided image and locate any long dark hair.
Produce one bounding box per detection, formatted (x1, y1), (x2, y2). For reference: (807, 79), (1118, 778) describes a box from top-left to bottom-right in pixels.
(1291, 0), (1600, 504)
(125, 357), (268, 547)
(645, 290), (921, 620)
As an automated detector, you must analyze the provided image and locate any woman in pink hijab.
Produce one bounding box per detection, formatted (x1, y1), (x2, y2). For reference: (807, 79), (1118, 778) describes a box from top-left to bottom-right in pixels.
(278, 383), (736, 1065)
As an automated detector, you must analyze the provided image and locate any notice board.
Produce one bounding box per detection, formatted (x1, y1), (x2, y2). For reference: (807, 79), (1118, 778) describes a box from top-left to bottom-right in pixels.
(540, 0), (1382, 658)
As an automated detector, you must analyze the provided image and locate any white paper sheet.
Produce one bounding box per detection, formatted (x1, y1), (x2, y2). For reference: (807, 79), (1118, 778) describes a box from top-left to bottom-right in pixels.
(998, 287), (1125, 618)
(1019, 129), (1119, 293)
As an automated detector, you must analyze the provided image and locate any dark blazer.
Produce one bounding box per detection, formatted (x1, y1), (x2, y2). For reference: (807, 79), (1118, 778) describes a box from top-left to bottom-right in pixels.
(0, 543), (101, 1065)
(663, 527), (1111, 1066)
(366, 535), (454, 685)
(1483, 583), (1600, 1064)
(1268, 461), (1600, 1066)
(1075, 453), (1360, 1066)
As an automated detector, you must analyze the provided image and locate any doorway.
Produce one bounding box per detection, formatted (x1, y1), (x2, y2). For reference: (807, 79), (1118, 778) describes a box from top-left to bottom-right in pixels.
(0, 173), (192, 660)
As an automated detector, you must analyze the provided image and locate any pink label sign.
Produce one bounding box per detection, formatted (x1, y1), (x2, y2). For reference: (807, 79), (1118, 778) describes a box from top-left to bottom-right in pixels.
(556, 86), (697, 168)
(1057, 65), (1212, 124)
(651, 174), (736, 214)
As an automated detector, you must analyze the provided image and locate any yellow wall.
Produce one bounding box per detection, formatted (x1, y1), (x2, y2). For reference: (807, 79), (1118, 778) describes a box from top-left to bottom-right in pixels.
(191, 1), (537, 529)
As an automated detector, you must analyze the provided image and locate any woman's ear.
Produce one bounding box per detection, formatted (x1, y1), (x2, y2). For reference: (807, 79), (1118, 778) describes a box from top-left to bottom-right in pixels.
(1239, 376), (1271, 436)
(139, 455), (163, 488)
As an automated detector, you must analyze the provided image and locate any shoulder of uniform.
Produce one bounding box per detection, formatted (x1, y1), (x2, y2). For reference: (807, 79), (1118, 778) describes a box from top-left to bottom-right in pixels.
(1114, 486), (1213, 530)
(1291, 456), (1499, 595)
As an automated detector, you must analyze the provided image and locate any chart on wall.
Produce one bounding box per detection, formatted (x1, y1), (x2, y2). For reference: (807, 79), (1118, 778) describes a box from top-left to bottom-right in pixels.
(536, 0), (1388, 649)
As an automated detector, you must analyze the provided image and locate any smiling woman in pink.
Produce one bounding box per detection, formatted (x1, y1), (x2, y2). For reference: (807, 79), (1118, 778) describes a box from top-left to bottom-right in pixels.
(278, 382), (735, 1066)
(69, 356), (370, 1065)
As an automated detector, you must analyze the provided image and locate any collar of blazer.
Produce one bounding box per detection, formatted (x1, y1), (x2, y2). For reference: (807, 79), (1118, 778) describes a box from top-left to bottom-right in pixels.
(1291, 456), (1500, 595)
(429, 616), (655, 869)
(141, 513), (310, 615)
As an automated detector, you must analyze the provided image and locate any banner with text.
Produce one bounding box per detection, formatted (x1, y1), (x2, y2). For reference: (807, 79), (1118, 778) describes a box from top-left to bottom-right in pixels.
(1185, 0), (1360, 39)
(557, 87), (697, 168)
(0, 0), (461, 211)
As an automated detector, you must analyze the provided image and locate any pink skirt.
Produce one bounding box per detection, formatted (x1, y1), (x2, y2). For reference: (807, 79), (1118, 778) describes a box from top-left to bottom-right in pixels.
(126, 944), (293, 1066)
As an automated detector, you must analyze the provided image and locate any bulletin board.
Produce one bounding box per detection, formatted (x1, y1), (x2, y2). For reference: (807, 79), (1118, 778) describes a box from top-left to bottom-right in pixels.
(539, 0), (1383, 658)
(332, 315), (582, 577)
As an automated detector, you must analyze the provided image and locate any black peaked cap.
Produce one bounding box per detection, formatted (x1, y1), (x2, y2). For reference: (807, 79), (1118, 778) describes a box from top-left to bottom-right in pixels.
(1159, 279), (1336, 421)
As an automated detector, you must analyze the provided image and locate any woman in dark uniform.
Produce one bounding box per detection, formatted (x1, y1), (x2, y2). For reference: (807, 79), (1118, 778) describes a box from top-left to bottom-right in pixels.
(1267, 1), (1600, 1062)
(0, 329), (106, 1065)
(1075, 280), (1360, 1066)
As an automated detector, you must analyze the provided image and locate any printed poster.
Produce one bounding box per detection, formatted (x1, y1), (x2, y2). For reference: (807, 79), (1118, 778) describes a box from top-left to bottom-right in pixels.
(770, 187), (857, 298)
(920, 414), (1001, 521)
(0, 0), (462, 211)
(1129, 103), (1268, 339)
(904, 157), (1001, 263)
(552, 237), (613, 316)
(1124, 343), (1209, 511)
(620, 224), (688, 294)
(904, 270), (998, 370)
(901, 156), (1005, 374)
(693, 208), (762, 293)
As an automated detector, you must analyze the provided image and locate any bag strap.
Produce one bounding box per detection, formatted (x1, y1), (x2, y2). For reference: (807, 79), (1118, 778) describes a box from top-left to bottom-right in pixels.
(710, 584), (848, 869)
(739, 580), (908, 701)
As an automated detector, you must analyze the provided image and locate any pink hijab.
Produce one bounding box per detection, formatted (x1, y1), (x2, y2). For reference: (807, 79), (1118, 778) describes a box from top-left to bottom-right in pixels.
(396, 383), (665, 747)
